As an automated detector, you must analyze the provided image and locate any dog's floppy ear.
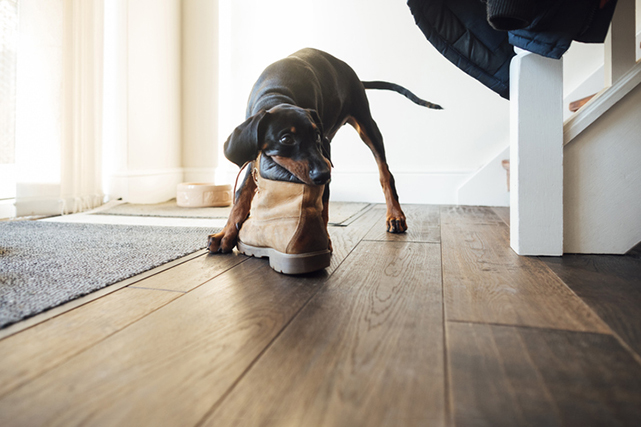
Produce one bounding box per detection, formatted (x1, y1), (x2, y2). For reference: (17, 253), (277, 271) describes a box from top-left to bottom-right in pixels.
(306, 109), (324, 135)
(223, 110), (269, 167)
(307, 109), (332, 165)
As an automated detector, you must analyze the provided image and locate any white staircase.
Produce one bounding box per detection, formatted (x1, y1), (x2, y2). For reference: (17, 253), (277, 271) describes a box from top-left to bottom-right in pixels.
(511, 0), (641, 255)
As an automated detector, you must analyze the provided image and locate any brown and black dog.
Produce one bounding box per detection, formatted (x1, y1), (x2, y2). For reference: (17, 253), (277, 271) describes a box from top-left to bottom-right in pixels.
(208, 48), (441, 253)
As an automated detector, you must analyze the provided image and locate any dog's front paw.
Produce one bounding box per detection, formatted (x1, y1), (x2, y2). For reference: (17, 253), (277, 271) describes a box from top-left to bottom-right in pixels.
(386, 215), (407, 233)
(208, 226), (238, 253)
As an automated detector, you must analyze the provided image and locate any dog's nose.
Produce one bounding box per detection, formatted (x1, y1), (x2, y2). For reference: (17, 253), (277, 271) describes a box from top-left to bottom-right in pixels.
(310, 168), (331, 185)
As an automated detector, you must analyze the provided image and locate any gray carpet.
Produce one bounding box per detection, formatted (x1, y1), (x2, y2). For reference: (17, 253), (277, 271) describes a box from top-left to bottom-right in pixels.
(97, 200), (371, 226)
(0, 221), (216, 329)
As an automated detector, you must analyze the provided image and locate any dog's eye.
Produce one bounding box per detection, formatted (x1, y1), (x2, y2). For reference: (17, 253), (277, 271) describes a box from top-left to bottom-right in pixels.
(315, 133), (322, 143)
(279, 134), (295, 145)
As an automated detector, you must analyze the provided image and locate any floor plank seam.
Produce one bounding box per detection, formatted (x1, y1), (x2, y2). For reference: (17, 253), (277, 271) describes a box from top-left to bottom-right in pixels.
(176, 254), (250, 295)
(127, 286), (187, 294)
(446, 318), (616, 335)
(340, 203), (376, 226)
(439, 214), (454, 427)
(361, 239), (441, 244)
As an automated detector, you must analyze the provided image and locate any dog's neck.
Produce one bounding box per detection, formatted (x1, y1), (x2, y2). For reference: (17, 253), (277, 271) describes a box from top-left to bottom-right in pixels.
(248, 93), (295, 117)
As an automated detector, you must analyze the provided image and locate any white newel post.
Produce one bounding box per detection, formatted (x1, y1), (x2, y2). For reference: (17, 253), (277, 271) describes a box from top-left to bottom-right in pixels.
(509, 50), (564, 256)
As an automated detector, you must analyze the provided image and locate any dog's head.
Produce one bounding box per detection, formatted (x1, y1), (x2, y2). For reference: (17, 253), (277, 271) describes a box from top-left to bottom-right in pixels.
(223, 104), (331, 185)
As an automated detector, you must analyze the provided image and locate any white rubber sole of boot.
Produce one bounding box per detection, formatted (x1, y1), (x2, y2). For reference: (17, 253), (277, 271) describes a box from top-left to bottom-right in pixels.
(237, 241), (331, 275)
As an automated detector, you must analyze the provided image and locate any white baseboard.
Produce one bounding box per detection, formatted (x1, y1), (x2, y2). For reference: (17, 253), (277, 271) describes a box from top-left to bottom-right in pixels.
(14, 198), (62, 217)
(0, 164), (16, 200)
(0, 199), (16, 219)
(209, 167), (477, 205)
(13, 182), (104, 217)
(14, 183), (62, 216)
(457, 146), (510, 207)
(328, 170), (472, 205)
(109, 168), (184, 204)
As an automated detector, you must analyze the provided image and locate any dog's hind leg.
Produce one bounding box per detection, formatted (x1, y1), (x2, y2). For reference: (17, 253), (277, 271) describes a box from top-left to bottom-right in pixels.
(347, 115), (407, 233)
(208, 163), (257, 253)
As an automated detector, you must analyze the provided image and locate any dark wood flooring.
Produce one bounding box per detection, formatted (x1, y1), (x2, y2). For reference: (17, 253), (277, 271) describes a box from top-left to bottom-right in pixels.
(0, 205), (640, 426)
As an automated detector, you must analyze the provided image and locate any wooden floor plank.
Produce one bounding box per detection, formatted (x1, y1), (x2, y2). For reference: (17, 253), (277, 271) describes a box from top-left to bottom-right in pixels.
(204, 241), (445, 427)
(447, 322), (641, 427)
(363, 204), (440, 243)
(542, 253), (641, 358)
(0, 287), (180, 398)
(441, 219), (609, 332)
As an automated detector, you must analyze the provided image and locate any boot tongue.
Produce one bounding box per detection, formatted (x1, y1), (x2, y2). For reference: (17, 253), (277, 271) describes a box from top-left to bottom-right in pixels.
(259, 154), (304, 183)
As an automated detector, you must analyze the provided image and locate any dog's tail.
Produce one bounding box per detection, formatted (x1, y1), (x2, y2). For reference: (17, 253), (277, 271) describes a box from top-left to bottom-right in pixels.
(361, 81), (443, 110)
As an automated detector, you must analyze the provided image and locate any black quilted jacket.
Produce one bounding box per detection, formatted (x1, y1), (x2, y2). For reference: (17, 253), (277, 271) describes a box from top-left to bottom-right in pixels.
(407, 0), (618, 99)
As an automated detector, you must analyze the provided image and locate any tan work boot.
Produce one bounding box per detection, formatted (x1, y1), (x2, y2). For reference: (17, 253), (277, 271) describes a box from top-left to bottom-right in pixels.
(237, 167), (331, 275)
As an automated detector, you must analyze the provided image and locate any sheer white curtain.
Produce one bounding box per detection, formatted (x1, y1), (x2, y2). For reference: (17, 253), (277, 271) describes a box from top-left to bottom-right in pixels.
(12, 0), (224, 215)
(14, 0), (104, 217)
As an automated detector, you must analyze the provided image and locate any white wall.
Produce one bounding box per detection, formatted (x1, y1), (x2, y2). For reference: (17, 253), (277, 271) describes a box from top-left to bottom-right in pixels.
(458, 146), (510, 207)
(182, 0), (219, 183)
(218, 0), (510, 204)
(564, 82), (641, 253)
(562, 43), (605, 121)
(127, 0), (181, 172)
(563, 43), (605, 98)
(105, 0), (184, 203)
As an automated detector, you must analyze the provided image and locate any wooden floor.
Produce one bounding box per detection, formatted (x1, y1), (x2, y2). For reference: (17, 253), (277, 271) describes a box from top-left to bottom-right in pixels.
(1, 205), (640, 426)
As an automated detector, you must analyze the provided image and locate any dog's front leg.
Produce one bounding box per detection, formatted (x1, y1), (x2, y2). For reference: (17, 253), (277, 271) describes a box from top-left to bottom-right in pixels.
(347, 116), (407, 233)
(322, 184), (333, 252)
(208, 164), (256, 253)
